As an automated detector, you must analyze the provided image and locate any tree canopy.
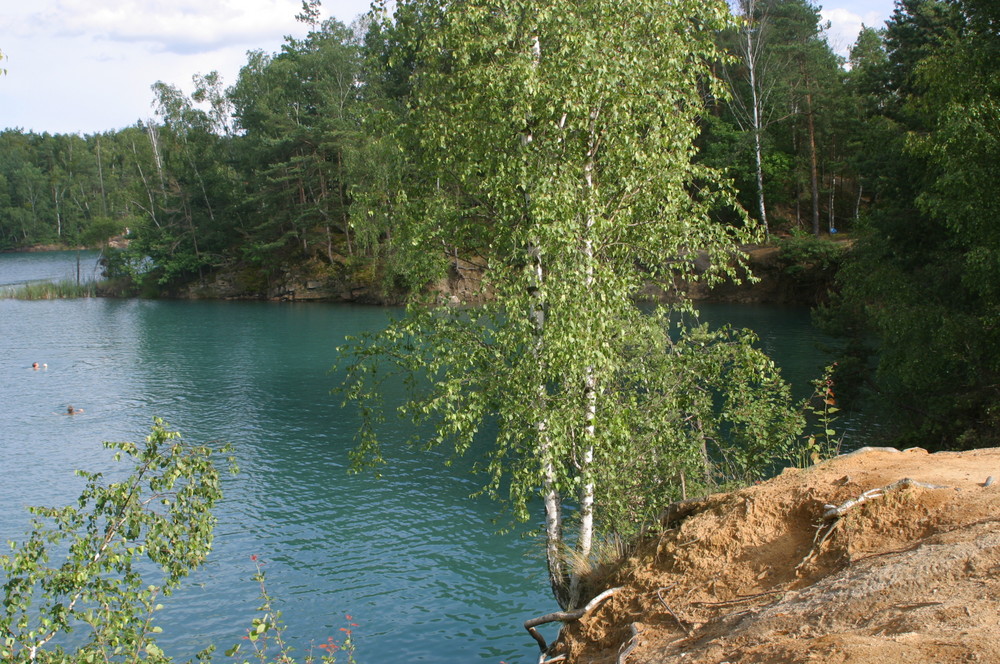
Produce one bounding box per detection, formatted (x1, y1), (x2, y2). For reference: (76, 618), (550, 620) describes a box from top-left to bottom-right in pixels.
(338, 0), (802, 611)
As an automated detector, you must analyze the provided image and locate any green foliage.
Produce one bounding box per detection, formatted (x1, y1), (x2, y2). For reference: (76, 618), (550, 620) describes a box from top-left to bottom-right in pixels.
(229, 19), (363, 271)
(225, 558), (357, 664)
(824, 0), (1000, 449)
(775, 232), (847, 275)
(0, 422), (361, 664)
(1, 279), (96, 300)
(0, 419), (236, 663)
(793, 364), (843, 467)
(340, 0), (803, 610)
(593, 320), (803, 534)
(712, 0), (854, 235)
(339, 307), (801, 534)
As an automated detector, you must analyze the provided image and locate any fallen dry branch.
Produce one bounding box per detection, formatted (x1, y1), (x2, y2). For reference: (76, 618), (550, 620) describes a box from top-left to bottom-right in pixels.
(617, 622), (640, 664)
(690, 589), (785, 609)
(821, 477), (949, 520)
(524, 587), (622, 653)
(655, 586), (691, 636)
(797, 477), (950, 573)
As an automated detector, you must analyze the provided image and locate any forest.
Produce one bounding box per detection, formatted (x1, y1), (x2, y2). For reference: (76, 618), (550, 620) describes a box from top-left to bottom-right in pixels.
(2, 0), (998, 451)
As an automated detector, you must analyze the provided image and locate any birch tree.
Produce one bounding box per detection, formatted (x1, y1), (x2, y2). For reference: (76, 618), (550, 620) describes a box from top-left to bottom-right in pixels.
(341, 0), (799, 610)
(725, 0), (778, 237)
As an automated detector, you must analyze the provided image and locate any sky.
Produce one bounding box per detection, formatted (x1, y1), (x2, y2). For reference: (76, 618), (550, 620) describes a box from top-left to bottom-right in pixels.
(1, 0), (897, 136)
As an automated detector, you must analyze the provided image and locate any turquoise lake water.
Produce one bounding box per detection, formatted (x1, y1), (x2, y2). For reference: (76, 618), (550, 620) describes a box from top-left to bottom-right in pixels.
(0, 251), (846, 663)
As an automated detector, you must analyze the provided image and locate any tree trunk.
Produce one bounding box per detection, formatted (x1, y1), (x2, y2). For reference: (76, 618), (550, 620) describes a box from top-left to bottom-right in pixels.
(130, 140), (160, 228)
(805, 91), (820, 237)
(337, 150), (353, 258)
(744, 5), (769, 237)
(570, 113), (599, 609)
(524, 32), (569, 610)
(532, 242), (568, 609)
(52, 184), (62, 238)
(96, 136), (108, 218)
(828, 175), (836, 232)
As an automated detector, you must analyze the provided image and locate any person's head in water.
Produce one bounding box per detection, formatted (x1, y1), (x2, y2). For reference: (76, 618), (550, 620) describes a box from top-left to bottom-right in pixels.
(67, 405), (77, 415)
(32, 362), (38, 370)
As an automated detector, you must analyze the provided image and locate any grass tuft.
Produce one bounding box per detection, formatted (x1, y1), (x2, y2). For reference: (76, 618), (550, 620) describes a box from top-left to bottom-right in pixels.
(1, 279), (97, 299)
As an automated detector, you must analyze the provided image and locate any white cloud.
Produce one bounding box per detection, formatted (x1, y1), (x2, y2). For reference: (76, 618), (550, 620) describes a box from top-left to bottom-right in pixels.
(28, 0), (304, 54)
(822, 7), (888, 58)
(0, 0), (370, 134)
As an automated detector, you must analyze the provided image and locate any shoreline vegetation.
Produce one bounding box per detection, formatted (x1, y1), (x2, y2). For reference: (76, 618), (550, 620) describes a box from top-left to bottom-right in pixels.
(1, 279), (97, 299)
(2, 234), (848, 306)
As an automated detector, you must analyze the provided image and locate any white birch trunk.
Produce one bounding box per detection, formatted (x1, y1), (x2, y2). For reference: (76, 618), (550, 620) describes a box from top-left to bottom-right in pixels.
(131, 140), (160, 228)
(532, 241), (567, 608)
(525, 32), (570, 609)
(96, 135), (108, 217)
(745, 9), (769, 237)
(568, 108), (600, 609)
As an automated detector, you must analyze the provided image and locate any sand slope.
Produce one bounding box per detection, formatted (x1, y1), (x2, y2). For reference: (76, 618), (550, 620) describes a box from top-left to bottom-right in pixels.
(553, 447), (1000, 664)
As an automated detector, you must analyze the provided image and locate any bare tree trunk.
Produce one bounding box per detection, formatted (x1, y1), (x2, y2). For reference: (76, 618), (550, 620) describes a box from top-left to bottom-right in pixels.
(828, 175), (836, 232)
(130, 140), (160, 228)
(145, 122), (167, 207)
(52, 184), (62, 238)
(805, 91), (820, 237)
(96, 135), (108, 218)
(337, 150), (353, 258)
(743, 0), (769, 237)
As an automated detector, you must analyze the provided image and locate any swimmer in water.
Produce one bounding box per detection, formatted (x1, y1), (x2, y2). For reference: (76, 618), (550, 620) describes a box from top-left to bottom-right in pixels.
(66, 405), (84, 415)
(32, 362), (39, 370)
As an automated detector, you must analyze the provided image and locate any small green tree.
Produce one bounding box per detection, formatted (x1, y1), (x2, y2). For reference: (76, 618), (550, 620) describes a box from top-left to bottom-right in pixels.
(0, 419), (235, 663)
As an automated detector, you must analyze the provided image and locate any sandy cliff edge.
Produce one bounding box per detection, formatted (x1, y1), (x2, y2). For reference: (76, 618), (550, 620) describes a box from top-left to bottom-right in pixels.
(551, 446), (1000, 664)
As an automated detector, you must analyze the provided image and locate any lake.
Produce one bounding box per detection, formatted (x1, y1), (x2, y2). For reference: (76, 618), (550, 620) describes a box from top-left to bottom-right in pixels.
(0, 250), (845, 663)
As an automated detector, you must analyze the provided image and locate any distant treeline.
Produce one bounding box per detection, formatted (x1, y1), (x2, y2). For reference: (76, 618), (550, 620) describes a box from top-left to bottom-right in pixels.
(1, 0), (997, 446)
(0, 1), (895, 286)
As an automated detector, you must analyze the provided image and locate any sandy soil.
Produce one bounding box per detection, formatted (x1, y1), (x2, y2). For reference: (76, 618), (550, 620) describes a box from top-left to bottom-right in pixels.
(549, 446), (1000, 664)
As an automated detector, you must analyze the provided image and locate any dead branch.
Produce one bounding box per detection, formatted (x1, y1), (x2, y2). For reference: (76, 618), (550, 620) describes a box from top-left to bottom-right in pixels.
(797, 478), (949, 573)
(655, 586), (691, 636)
(690, 589), (785, 608)
(524, 587), (621, 653)
(617, 623), (640, 664)
(821, 477), (949, 520)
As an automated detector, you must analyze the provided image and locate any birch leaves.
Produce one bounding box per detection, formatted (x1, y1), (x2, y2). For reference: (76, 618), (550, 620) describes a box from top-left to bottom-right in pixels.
(342, 0), (798, 609)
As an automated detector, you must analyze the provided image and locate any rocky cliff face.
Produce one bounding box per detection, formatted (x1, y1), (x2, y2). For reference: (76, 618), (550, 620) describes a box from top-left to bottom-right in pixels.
(178, 263), (402, 304)
(177, 254), (493, 306)
(174, 242), (841, 307)
(637, 244), (843, 307)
